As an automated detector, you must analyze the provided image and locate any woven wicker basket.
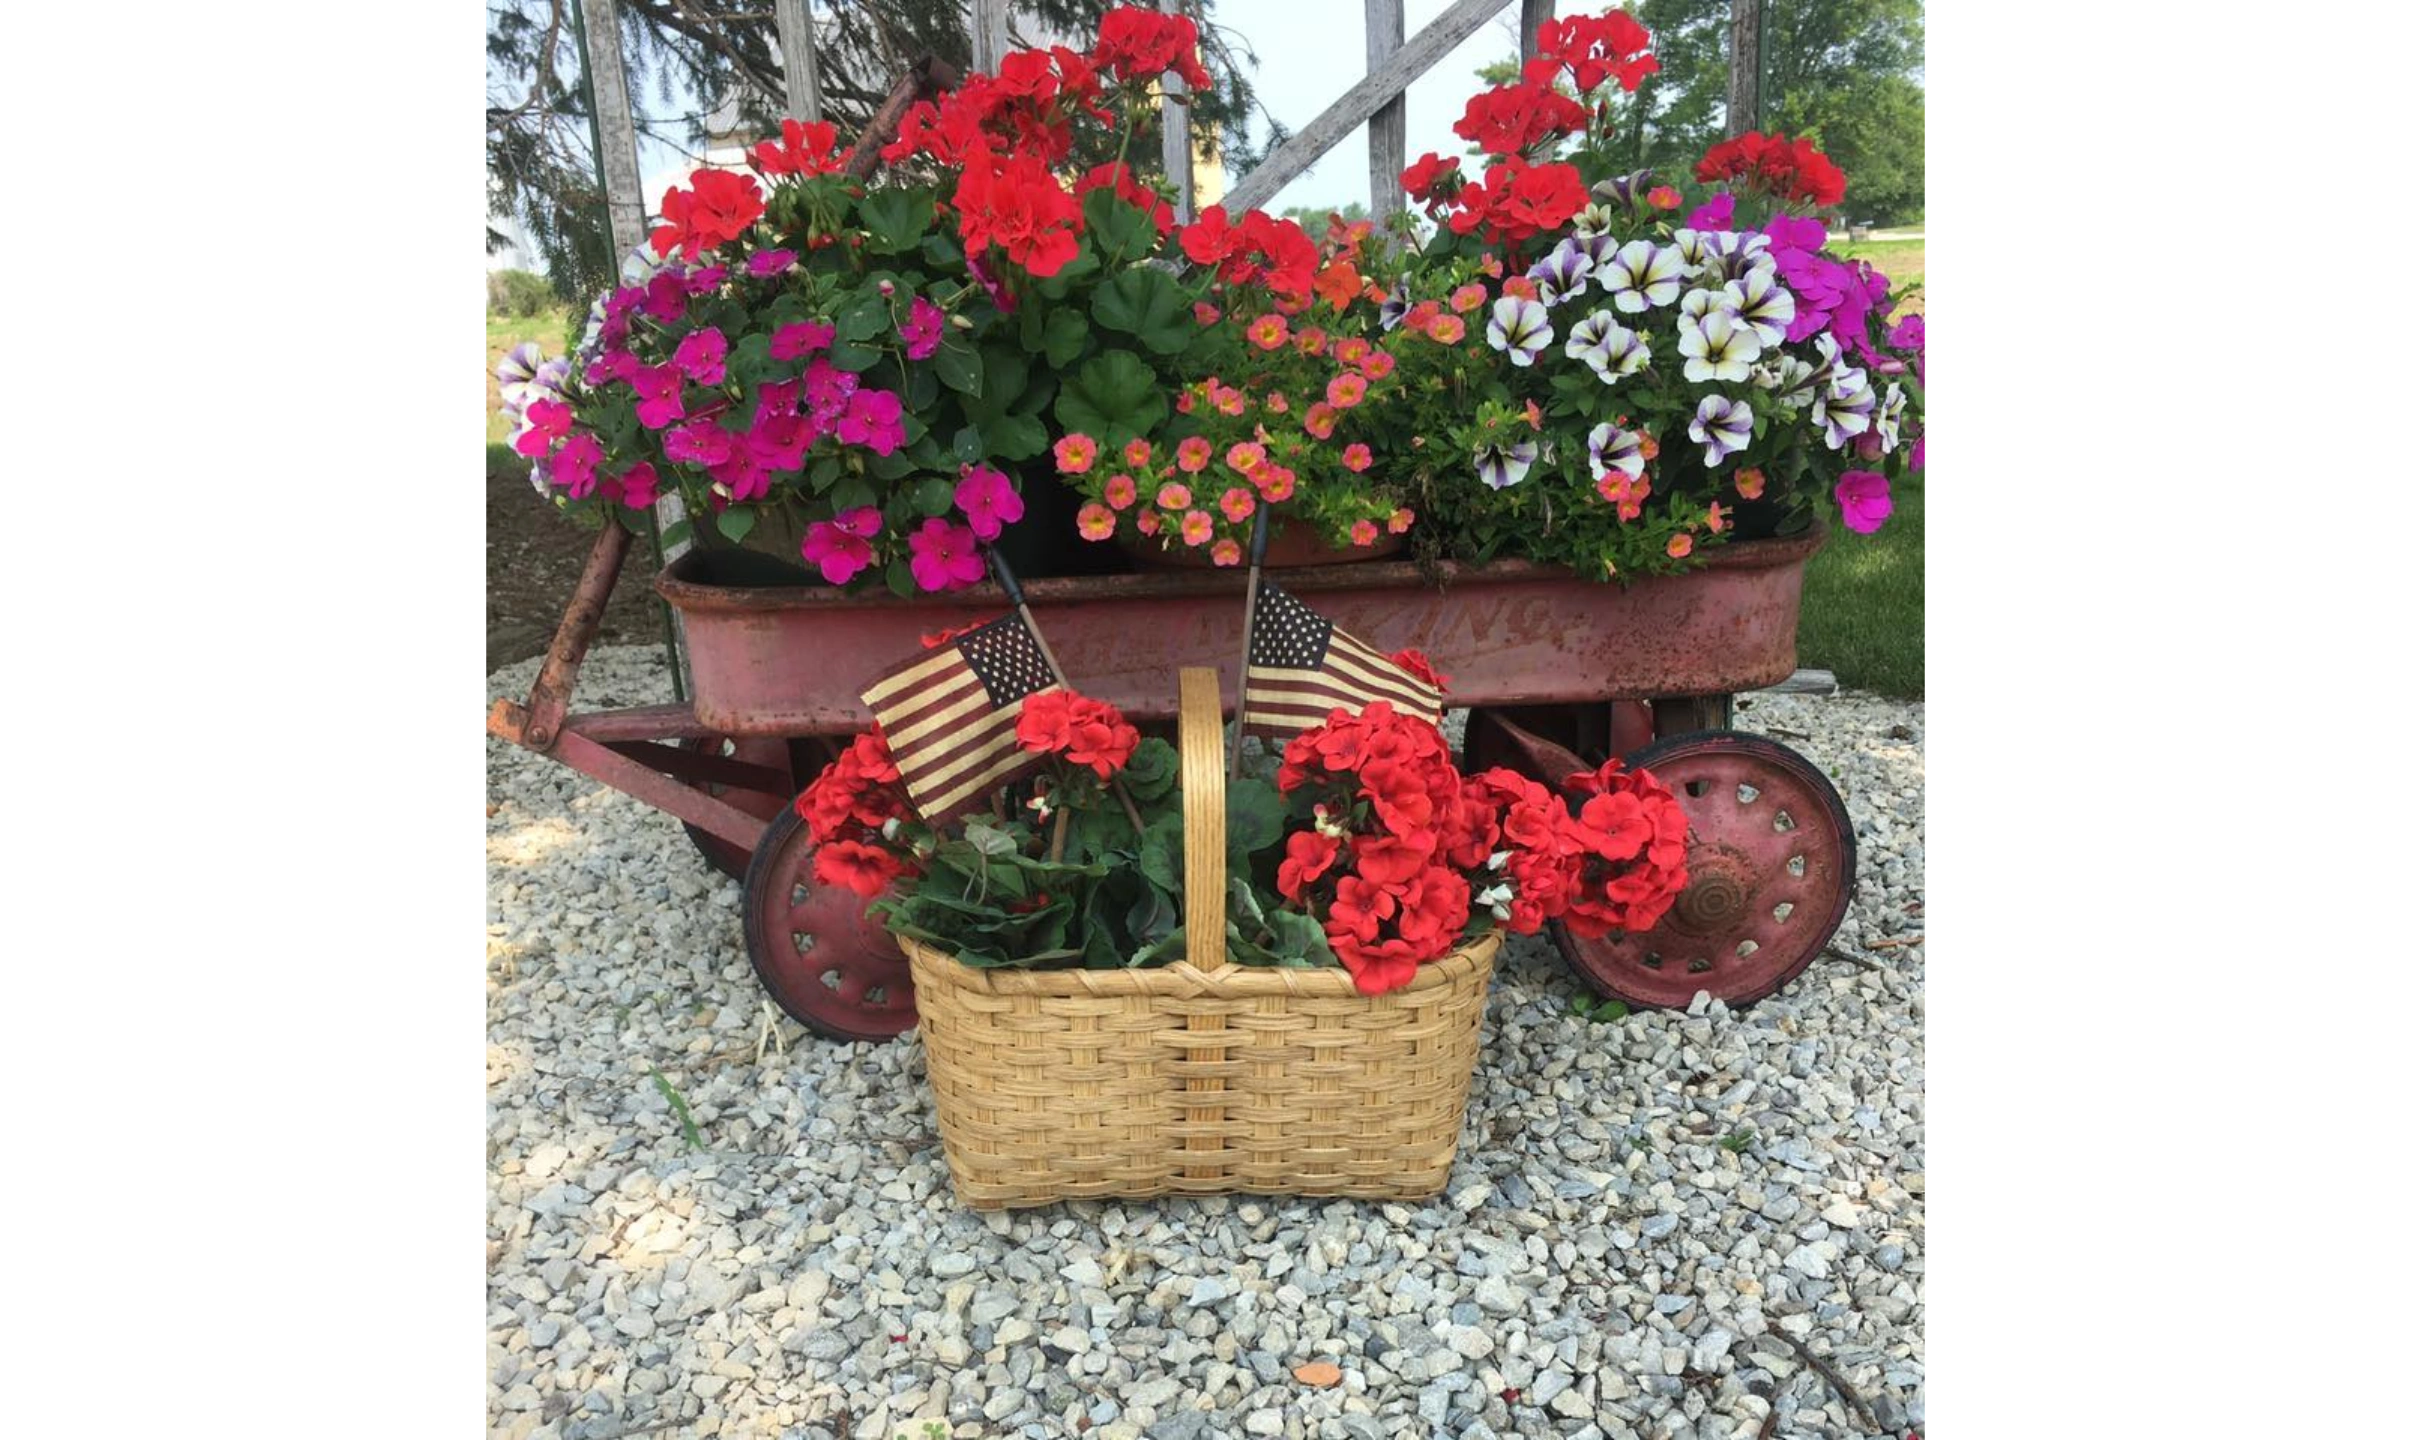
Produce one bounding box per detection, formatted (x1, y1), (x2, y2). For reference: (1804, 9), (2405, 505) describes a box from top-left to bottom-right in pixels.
(906, 667), (1499, 1210)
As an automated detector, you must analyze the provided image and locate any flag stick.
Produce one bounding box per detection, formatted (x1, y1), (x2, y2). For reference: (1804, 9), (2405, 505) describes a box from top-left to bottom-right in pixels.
(985, 547), (1147, 835)
(1228, 508), (1272, 782)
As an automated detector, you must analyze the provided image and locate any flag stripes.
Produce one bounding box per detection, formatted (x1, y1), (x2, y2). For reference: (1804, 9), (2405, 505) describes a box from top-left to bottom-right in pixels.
(1240, 581), (1443, 735)
(861, 612), (1059, 823)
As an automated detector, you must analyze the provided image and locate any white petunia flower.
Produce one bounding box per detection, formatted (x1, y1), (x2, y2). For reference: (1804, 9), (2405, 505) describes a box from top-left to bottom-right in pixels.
(1722, 267), (1797, 348)
(1600, 240), (1687, 313)
(1678, 306), (1762, 383)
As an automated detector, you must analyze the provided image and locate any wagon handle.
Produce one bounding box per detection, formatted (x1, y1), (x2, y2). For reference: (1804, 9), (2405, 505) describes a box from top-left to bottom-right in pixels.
(1176, 666), (1228, 972)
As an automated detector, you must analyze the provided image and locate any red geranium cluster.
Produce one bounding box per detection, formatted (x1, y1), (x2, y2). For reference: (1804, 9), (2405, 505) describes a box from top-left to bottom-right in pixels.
(1014, 690), (1140, 778)
(884, 45), (1106, 168)
(1274, 703), (1500, 995)
(1179, 204), (1320, 300)
(1092, 6), (1213, 88)
(1695, 130), (1848, 209)
(796, 730), (917, 897)
(1401, 153), (1465, 218)
(752, 117), (852, 178)
(1526, 10), (1658, 94)
(1470, 761), (1689, 939)
(954, 143), (1086, 276)
(1453, 80), (1586, 157)
(1444, 156), (1590, 250)
(649, 169), (766, 261)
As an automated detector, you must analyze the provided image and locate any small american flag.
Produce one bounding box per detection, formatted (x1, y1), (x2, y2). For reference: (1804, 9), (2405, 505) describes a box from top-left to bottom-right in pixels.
(1241, 581), (1444, 735)
(860, 612), (1061, 823)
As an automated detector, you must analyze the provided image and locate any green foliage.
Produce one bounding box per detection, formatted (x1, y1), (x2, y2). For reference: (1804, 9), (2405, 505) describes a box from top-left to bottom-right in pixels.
(1053, 351), (1171, 444)
(646, 1069), (703, 1150)
(486, 267), (557, 316)
(1569, 994), (1631, 1023)
(1720, 1129), (1757, 1153)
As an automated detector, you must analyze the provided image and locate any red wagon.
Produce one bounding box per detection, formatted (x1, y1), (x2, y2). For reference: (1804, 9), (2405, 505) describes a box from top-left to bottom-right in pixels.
(487, 522), (1856, 1041)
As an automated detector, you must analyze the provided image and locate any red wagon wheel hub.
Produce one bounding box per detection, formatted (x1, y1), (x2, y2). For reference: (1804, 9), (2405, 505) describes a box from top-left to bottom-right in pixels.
(741, 806), (918, 1042)
(1554, 732), (1856, 1010)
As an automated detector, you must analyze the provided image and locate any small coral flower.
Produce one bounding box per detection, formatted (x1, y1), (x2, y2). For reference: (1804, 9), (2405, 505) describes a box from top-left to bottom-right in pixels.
(1295, 326), (1329, 356)
(1211, 538), (1243, 567)
(1387, 508), (1415, 534)
(1220, 486), (1257, 523)
(1351, 520), (1379, 546)
(1077, 502), (1118, 541)
(1327, 373), (1369, 409)
(1304, 403), (1339, 439)
(1666, 533), (1695, 559)
(1104, 473), (1138, 509)
(1053, 433), (1098, 473)
(1427, 314), (1467, 345)
(1360, 349), (1396, 379)
(1248, 313), (1291, 350)
(1342, 443), (1372, 473)
(1157, 481), (1194, 509)
(1182, 510), (1215, 546)
(1735, 467), (1767, 500)
(1256, 466), (1298, 502)
(1647, 184), (1682, 209)
(1706, 501), (1730, 534)
(1176, 437), (1212, 472)
(1449, 283), (1487, 314)
(1122, 438), (1153, 469)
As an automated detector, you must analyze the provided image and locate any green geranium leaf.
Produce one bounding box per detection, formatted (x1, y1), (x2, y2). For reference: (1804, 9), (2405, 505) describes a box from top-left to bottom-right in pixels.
(1262, 909), (1335, 968)
(859, 189), (935, 254)
(1119, 737), (1179, 803)
(933, 339), (983, 396)
(1225, 778), (1285, 858)
(1081, 188), (1159, 262)
(1139, 813), (1185, 896)
(913, 476), (956, 516)
(985, 412), (1049, 461)
(1092, 268), (1191, 354)
(1041, 310), (1090, 368)
(1126, 885), (1177, 945)
(1054, 351), (1169, 444)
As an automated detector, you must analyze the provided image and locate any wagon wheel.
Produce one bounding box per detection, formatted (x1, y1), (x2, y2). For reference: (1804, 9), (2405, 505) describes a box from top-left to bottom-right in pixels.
(1553, 730), (1855, 1010)
(675, 735), (796, 881)
(740, 804), (917, 1042)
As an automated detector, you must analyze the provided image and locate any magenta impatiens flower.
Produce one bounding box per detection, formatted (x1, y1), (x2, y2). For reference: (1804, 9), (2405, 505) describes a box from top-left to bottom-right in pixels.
(802, 358), (858, 423)
(664, 419), (737, 467)
(899, 297), (945, 361)
(513, 397), (573, 457)
(629, 364), (686, 429)
(836, 388), (905, 455)
(770, 320), (836, 361)
(1687, 192), (1734, 230)
(672, 327), (727, 384)
(953, 464), (1025, 542)
(552, 432), (603, 498)
(908, 517), (985, 592)
(642, 270), (688, 323)
(801, 507), (883, 584)
(611, 463), (660, 509)
(747, 248), (798, 277)
(1834, 470), (1893, 534)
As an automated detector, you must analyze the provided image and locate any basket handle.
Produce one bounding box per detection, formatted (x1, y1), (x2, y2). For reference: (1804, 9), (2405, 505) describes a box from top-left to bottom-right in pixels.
(1176, 667), (1228, 972)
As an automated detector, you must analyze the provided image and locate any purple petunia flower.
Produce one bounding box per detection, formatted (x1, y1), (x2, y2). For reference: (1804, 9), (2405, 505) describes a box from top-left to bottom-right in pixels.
(1688, 395), (1754, 467)
(1814, 367), (1878, 450)
(1594, 169), (1659, 213)
(1687, 192), (1735, 231)
(1485, 295), (1553, 366)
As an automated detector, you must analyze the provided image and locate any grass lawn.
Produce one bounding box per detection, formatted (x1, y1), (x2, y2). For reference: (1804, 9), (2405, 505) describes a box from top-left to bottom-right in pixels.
(1797, 473), (1924, 699)
(486, 305), (576, 444)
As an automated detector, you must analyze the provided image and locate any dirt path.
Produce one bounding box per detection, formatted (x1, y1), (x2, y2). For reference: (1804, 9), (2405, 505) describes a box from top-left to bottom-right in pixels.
(486, 457), (668, 672)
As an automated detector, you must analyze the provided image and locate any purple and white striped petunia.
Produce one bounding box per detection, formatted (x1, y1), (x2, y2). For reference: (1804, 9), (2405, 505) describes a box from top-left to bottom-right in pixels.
(1565, 310), (1649, 383)
(1669, 229), (1715, 274)
(1700, 229), (1775, 285)
(1678, 306), (1762, 383)
(1526, 238), (1597, 307)
(1722, 267), (1797, 349)
(1689, 395), (1755, 467)
(1599, 240), (1688, 313)
(1755, 353), (1822, 407)
(1587, 421), (1645, 481)
(1486, 295), (1554, 366)
(1593, 168), (1659, 214)
(1569, 202), (1617, 237)
(1475, 438), (1540, 490)
(494, 342), (545, 412)
(1814, 366), (1878, 449)
(1873, 382), (1908, 452)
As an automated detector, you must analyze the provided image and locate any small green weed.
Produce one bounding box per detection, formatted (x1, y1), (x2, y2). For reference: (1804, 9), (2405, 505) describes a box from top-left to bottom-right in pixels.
(647, 1068), (704, 1150)
(1569, 995), (1631, 1023)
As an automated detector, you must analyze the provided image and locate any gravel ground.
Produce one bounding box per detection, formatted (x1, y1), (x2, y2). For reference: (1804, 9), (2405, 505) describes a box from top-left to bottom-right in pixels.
(488, 646), (1925, 1440)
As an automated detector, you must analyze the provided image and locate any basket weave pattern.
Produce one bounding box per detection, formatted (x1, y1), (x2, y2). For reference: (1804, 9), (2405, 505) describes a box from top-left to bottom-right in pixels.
(905, 668), (1499, 1209)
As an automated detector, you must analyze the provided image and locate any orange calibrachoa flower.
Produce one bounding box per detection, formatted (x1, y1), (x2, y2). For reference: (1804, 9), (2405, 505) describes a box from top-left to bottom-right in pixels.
(1256, 465), (1297, 501)
(1427, 314), (1467, 345)
(1334, 337), (1371, 367)
(1175, 437), (1212, 472)
(1705, 501), (1729, 534)
(1314, 259), (1364, 310)
(1103, 473), (1138, 509)
(1388, 507), (1415, 534)
(1327, 373), (1368, 409)
(1449, 283), (1487, 314)
(1666, 533), (1694, 559)
(1303, 402), (1339, 439)
(1735, 467), (1767, 500)
(1053, 432), (1098, 473)
(1220, 486), (1257, 523)
(1077, 502), (1117, 540)
(1248, 313), (1291, 350)
(1342, 443), (1372, 473)
(1122, 437), (1152, 469)
(1294, 325), (1329, 356)
(1181, 510), (1215, 545)
(1360, 349), (1396, 380)
(1225, 441), (1266, 474)
(1211, 538), (1243, 566)
(1351, 520), (1379, 546)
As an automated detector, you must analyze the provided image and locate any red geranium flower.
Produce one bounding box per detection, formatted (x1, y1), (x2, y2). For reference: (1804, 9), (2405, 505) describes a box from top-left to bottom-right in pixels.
(814, 838), (906, 898)
(1277, 830), (1342, 902)
(753, 117), (851, 178)
(1453, 81), (1587, 157)
(1445, 157), (1588, 249)
(1696, 131), (1847, 209)
(1400, 153), (1463, 214)
(953, 144), (1084, 277)
(1062, 696), (1140, 777)
(649, 169), (765, 260)
(1015, 689), (1077, 755)
(1093, 6), (1213, 88)
(1388, 649), (1451, 692)
(1532, 11), (1658, 94)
